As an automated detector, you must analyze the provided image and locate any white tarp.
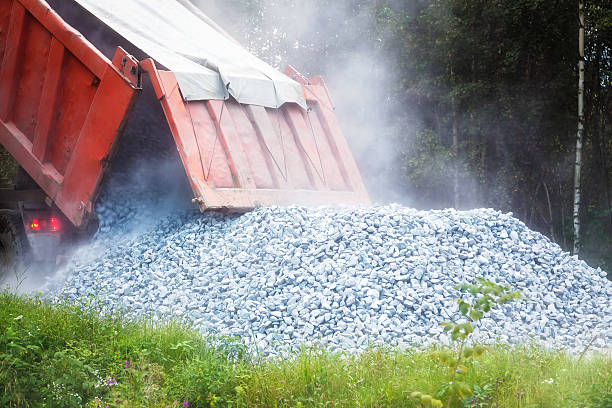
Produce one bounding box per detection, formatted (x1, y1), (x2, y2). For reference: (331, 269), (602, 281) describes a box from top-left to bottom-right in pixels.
(72, 0), (307, 108)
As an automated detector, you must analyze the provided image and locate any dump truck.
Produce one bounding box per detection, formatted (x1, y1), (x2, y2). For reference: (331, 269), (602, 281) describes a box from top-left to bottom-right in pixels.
(0, 0), (370, 268)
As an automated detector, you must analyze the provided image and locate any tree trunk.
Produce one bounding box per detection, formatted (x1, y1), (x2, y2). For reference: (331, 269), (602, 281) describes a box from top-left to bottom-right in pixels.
(543, 182), (556, 244)
(452, 107), (459, 208)
(560, 183), (567, 249)
(573, 0), (585, 255)
(451, 62), (459, 208)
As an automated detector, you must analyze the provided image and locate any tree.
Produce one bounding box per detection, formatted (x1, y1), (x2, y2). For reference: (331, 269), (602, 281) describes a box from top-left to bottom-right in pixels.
(573, 0), (585, 255)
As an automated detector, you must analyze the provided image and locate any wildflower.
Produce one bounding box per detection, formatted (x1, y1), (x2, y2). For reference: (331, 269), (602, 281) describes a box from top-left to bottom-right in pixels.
(542, 378), (554, 384)
(124, 360), (129, 369)
(456, 369), (461, 373)
(14, 315), (23, 321)
(184, 401), (189, 407)
(106, 377), (117, 386)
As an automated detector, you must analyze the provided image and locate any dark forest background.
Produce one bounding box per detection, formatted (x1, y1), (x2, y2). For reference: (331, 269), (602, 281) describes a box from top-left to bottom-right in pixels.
(196, 0), (612, 276)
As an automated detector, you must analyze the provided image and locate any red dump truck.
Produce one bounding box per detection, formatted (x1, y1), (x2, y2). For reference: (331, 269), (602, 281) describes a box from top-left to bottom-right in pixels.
(0, 0), (369, 267)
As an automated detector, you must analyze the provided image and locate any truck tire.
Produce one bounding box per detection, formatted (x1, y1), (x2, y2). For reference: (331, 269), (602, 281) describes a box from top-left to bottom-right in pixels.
(0, 212), (29, 279)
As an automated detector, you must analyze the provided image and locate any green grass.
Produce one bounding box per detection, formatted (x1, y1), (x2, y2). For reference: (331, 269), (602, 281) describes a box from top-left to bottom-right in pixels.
(0, 292), (609, 407)
(0, 146), (17, 187)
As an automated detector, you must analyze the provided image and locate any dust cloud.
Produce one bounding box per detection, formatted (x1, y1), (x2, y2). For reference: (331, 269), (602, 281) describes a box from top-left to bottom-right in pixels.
(193, 0), (415, 205)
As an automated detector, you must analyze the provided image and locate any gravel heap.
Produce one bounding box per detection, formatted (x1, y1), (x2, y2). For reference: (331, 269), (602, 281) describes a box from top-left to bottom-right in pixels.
(54, 83), (611, 353)
(58, 204), (612, 353)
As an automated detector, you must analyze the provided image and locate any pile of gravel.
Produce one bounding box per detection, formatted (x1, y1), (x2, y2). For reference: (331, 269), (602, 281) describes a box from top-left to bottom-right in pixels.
(58, 204), (612, 353)
(53, 81), (611, 354)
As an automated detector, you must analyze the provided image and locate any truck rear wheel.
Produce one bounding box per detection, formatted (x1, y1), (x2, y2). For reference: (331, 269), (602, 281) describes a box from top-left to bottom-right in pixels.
(0, 212), (29, 280)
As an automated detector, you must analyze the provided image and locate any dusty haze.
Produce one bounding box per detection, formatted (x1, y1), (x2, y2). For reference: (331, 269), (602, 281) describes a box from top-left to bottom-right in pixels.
(193, 0), (415, 205)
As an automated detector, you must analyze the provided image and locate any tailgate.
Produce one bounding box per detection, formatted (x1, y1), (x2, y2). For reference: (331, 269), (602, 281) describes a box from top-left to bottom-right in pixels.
(142, 60), (370, 211)
(0, 0), (139, 227)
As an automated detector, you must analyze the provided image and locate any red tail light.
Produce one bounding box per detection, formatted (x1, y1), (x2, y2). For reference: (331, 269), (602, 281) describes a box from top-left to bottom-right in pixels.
(30, 218), (40, 231)
(28, 217), (61, 232)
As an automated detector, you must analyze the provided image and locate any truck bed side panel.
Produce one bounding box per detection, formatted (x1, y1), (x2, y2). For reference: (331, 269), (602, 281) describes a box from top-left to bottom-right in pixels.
(142, 59), (370, 210)
(0, 0), (138, 227)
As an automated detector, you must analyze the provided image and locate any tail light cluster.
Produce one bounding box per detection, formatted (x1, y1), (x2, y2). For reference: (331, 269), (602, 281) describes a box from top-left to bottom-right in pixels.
(29, 217), (60, 233)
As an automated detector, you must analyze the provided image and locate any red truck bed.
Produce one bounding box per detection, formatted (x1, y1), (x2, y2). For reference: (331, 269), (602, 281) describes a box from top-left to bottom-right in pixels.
(0, 0), (370, 228)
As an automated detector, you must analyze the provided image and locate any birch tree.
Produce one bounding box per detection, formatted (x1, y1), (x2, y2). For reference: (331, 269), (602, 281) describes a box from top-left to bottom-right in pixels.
(573, 0), (585, 255)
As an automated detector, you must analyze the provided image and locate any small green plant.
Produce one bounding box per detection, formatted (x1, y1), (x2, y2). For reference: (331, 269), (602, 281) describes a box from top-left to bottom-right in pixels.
(463, 382), (495, 407)
(410, 277), (522, 408)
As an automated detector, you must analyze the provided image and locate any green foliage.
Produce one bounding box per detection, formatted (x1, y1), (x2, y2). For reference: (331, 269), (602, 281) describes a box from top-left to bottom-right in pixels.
(0, 146), (17, 187)
(0, 293), (242, 407)
(401, 129), (459, 205)
(584, 380), (612, 408)
(411, 278), (523, 407)
(241, 344), (611, 408)
(0, 291), (610, 407)
(165, 340), (247, 407)
(462, 382), (496, 408)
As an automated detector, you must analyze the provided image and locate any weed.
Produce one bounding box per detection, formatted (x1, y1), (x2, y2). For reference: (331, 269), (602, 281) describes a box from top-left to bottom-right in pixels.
(410, 278), (522, 407)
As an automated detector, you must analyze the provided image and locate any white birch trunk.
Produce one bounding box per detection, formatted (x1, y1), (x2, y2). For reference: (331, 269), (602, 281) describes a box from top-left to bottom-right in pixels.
(573, 0), (585, 255)
(450, 63), (459, 208)
(452, 108), (458, 208)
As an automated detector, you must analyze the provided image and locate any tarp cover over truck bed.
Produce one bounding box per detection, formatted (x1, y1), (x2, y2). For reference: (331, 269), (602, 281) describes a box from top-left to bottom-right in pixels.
(0, 0), (370, 228)
(72, 0), (307, 109)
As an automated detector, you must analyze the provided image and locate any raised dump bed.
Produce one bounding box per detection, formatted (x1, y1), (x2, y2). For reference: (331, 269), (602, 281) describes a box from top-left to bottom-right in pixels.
(0, 0), (369, 262)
